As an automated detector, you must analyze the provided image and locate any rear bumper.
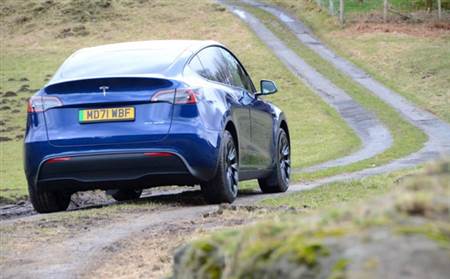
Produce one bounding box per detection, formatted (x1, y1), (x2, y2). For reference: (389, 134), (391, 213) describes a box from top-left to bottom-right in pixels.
(32, 151), (204, 192)
(41, 151), (194, 184)
(24, 130), (222, 191)
(38, 152), (201, 192)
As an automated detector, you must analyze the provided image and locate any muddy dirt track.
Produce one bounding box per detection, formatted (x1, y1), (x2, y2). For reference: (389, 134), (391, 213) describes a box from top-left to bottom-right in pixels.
(1, 1), (450, 278)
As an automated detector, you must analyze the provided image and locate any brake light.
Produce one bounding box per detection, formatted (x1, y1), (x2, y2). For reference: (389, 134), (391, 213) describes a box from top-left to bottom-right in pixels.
(28, 96), (63, 112)
(46, 157), (71, 164)
(151, 88), (198, 104)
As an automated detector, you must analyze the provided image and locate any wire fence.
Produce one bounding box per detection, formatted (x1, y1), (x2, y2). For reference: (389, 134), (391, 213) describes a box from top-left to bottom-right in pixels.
(313, 0), (449, 23)
(314, 0), (337, 16)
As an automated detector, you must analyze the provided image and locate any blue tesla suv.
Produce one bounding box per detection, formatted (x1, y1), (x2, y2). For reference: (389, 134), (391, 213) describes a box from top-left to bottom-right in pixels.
(24, 40), (291, 213)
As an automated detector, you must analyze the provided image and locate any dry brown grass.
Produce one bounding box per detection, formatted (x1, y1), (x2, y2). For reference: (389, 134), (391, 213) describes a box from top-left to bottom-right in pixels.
(81, 208), (268, 279)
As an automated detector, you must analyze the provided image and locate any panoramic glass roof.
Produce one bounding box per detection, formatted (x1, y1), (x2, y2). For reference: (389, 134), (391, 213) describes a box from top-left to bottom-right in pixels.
(58, 48), (181, 79)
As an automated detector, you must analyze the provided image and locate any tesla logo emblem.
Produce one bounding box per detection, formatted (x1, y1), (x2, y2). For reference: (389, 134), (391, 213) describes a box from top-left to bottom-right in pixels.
(99, 86), (109, 96)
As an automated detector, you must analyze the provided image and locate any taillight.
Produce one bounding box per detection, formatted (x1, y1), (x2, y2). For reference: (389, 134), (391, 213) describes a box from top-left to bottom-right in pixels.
(28, 96), (63, 112)
(151, 88), (198, 104)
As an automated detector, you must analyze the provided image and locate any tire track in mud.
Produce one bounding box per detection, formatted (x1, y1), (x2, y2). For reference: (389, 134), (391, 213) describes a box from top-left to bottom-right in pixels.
(2, 2), (450, 278)
(2, 205), (216, 279)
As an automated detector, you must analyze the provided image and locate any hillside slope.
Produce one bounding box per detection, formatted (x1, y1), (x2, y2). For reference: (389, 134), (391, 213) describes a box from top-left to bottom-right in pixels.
(0, 0), (360, 202)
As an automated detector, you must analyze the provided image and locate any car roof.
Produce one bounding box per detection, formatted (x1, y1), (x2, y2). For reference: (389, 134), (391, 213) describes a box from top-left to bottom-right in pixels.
(49, 40), (223, 84)
(77, 40), (220, 56)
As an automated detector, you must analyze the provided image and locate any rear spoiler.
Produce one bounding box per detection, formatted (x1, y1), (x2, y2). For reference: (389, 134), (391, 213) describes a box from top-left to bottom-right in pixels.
(44, 76), (177, 95)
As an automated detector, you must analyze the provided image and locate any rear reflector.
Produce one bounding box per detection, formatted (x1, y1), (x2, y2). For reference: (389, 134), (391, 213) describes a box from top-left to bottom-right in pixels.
(46, 157), (71, 164)
(143, 152), (174, 157)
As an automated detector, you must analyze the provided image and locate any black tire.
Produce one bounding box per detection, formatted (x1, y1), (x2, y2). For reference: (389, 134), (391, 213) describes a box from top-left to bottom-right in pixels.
(28, 183), (71, 213)
(200, 130), (238, 204)
(258, 128), (290, 193)
(111, 189), (142, 202)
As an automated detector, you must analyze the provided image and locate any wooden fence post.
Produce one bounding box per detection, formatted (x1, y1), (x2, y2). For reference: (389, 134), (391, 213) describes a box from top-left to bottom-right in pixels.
(339, 0), (344, 26)
(383, 0), (388, 22)
(329, 0), (335, 16)
(438, 0), (442, 20)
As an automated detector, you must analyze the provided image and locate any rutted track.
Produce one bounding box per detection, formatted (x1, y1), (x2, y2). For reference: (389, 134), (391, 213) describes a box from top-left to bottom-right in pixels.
(238, 0), (450, 154)
(219, 0), (450, 193)
(222, 0), (450, 172)
(2, 2), (450, 278)
(223, 1), (394, 173)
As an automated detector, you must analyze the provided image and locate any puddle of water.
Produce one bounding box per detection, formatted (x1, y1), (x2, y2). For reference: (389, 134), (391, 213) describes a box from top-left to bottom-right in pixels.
(279, 13), (294, 23)
(233, 9), (247, 19)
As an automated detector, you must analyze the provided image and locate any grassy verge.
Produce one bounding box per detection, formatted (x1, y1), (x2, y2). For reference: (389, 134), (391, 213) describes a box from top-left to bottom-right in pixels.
(0, 0), (360, 202)
(265, 0), (450, 122)
(260, 167), (419, 209)
(242, 5), (427, 180)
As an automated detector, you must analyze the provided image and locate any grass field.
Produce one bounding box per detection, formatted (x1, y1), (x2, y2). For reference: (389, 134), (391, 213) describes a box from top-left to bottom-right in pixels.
(0, 0), (360, 203)
(266, 0), (450, 123)
(244, 5), (427, 180)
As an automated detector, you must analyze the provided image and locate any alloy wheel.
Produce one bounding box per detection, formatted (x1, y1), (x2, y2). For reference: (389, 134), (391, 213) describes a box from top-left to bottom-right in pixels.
(226, 141), (238, 196)
(279, 133), (290, 185)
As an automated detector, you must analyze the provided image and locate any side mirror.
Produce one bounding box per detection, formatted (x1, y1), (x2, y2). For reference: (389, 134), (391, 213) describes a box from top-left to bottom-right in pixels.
(256, 80), (278, 97)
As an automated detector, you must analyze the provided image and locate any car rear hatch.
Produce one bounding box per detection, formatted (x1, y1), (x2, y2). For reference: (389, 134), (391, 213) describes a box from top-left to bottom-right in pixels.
(42, 77), (179, 147)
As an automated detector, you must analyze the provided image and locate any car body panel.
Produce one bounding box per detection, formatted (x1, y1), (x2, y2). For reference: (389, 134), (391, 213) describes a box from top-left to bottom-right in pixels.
(24, 40), (289, 195)
(43, 77), (182, 147)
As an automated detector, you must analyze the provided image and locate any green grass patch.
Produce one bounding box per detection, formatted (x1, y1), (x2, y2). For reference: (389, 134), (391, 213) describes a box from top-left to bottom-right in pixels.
(0, 141), (28, 203)
(243, 5), (427, 180)
(0, 0), (361, 203)
(260, 168), (419, 209)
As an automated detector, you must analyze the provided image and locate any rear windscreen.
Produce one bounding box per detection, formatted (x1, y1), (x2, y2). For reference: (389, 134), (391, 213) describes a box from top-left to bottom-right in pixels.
(58, 49), (180, 79)
(44, 77), (173, 94)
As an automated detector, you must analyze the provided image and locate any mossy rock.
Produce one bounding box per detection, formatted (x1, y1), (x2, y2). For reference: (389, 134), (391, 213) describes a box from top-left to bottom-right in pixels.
(169, 161), (450, 279)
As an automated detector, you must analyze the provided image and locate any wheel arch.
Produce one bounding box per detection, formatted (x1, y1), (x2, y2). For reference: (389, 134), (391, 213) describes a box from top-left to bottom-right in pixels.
(280, 119), (290, 143)
(225, 121), (239, 154)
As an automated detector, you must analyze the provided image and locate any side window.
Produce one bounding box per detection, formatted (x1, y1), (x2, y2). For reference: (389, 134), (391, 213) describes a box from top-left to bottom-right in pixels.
(220, 49), (254, 92)
(196, 47), (231, 84)
(220, 49), (244, 89)
(237, 64), (255, 93)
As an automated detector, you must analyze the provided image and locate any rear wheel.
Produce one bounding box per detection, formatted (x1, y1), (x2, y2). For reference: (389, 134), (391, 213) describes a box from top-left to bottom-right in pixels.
(258, 128), (290, 193)
(201, 130), (238, 204)
(28, 184), (71, 213)
(110, 189), (142, 202)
